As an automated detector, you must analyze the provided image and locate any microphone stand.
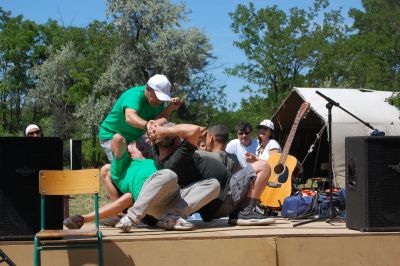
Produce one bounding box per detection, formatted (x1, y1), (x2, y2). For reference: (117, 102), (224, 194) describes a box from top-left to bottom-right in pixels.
(315, 91), (384, 136)
(294, 91), (384, 227)
(0, 249), (16, 266)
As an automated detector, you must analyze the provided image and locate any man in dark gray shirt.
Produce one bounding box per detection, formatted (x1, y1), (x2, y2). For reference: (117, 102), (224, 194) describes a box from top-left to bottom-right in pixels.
(198, 124), (275, 225)
(117, 123), (228, 231)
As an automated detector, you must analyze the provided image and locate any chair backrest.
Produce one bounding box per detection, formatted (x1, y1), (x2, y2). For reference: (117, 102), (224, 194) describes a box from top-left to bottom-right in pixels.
(34, 169), (104, 266)
(39, 169), (100, 196)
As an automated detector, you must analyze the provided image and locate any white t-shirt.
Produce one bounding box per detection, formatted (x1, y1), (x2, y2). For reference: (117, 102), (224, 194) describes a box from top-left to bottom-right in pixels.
(257, 139), (281, 161)
(225, 138), (258, 168)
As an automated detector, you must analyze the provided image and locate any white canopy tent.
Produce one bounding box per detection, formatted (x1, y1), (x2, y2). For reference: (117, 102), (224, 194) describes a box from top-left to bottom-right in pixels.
(271, 88), (400, 187)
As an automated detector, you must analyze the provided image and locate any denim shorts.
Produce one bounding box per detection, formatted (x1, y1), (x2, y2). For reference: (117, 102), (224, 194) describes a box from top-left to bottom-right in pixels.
(99, 139), (113, 161)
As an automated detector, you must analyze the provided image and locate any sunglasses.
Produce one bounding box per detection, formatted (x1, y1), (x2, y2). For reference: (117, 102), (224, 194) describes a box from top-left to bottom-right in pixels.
(238, 131), (250, 136)
(28, 130), (41, 136)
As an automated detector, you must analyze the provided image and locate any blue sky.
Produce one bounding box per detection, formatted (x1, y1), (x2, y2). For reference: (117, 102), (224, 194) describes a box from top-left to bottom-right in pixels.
(1, 0), (362, 107)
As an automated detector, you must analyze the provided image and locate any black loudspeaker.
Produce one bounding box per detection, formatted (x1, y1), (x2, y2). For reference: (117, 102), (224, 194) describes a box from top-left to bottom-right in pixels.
(0, 137), (64, 240)
(345, 136), (400, 231)
(69, 139), (82, 170)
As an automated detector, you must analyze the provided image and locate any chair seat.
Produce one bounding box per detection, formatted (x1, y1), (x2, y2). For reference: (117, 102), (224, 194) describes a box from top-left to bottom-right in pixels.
(36, 229), (98, 239)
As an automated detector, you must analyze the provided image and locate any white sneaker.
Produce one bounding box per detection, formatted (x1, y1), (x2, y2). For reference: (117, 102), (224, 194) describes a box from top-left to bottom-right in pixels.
(115, 215), (136, 233)
(174, 218), (195, 231)
(157, 214), (194, 231)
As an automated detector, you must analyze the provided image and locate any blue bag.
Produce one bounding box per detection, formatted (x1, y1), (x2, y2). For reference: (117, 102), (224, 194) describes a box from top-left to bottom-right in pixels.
(281, 189), (346, 219)
(281, 192), (317, 219)
(317, 189), (346, 219)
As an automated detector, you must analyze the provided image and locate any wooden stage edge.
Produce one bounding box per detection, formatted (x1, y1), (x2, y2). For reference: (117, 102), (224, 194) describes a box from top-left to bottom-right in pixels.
(2, 218), (400, 266)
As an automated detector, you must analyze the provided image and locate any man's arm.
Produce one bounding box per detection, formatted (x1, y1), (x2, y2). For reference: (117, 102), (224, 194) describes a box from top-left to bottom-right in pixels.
(125, 108), (167, 131)
(125, 108), (146, 129)
(150, 124), (201, 147)
(157, 97), (182, 120)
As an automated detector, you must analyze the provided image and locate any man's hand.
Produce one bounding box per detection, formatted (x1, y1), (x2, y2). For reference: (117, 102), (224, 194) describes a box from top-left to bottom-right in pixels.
(245, 152), (258, 163)
(157, 97), (183, 120)
(145, 120), (157, 132)
(147, 123), (168, 144)
(169, 97), (183, 111)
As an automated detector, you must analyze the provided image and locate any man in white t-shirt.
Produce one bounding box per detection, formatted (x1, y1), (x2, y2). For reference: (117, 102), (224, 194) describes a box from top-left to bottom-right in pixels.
(225, 122), (258, 168)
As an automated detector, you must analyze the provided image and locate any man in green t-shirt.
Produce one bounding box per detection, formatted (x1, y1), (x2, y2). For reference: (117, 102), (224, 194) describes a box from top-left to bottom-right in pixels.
(116, 123), (226, 232)
(63, 136), (179, 230)
(99, 74), (182, 202)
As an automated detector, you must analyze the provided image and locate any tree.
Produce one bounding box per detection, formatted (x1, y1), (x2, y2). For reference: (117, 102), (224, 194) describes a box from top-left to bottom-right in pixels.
(29, 21), (119, 165)
(29, 43), (82, 139)
(172, 72), (226, 126)
(0, 9), (42, 134)
(104, 0), (212, 85)
(227, 0), (346, 110)
(75, 0), (218, 164)
(346, 0), (400, 91)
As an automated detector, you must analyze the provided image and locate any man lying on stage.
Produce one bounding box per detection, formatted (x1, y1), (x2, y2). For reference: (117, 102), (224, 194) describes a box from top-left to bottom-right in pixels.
(116, 122), (228, 232)
(197, 124), (275, 225)
(64, 122), (275, 231)
(63, 136), (159, 229)
(65, 122), (226, 232)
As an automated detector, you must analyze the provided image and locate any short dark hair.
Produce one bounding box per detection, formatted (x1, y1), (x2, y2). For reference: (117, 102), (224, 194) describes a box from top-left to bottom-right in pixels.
(235, 122), (252, 133)
(208, 124), (229, 145)
(156, 122), (177, 147)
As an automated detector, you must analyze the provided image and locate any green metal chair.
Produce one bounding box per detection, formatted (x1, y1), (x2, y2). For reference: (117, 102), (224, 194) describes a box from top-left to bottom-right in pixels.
(33, 169), (103, 266)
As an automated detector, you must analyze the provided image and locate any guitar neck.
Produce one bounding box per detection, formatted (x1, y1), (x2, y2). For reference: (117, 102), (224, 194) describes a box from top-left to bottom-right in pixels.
(279, 117), (301, 164)
(276, 101), (310, 165)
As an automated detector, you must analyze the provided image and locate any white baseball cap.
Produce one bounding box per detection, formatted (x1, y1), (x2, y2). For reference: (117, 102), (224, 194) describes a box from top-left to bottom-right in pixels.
(25, 124), (40, 135)
(147, 74), (172, 101)
(256, 119), (274, 131)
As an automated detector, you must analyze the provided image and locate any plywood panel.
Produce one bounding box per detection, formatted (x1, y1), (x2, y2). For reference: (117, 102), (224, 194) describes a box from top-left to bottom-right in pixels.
(277, 235), (400, 266)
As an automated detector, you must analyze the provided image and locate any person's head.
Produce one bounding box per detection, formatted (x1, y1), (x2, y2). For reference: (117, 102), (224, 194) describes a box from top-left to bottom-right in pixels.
(25, 124), (42, 137)
(235, 122), (252, 146)
(145, 74), (172, 106)
(206, 124), (229, 152)
(256, 119), (275, 143)
(156, 122), (178, 148)
(198, 137), (206, 151)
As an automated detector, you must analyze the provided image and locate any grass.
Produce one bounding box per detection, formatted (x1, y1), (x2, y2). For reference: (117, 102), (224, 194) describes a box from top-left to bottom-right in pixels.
(68, 185), (110, 217)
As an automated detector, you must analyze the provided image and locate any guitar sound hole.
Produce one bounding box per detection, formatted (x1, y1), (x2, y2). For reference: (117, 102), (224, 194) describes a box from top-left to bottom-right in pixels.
(274, 164), (284, 175)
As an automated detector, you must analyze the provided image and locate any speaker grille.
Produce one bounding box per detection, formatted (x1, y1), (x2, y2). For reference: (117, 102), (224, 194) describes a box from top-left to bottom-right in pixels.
(368, 140), (400, 227)
(0, 186), (34, 236)
(0, 137), (64, 240)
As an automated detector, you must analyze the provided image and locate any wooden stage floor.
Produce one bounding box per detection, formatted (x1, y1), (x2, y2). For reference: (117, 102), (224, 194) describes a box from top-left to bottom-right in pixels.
(2, 218), (400, 265)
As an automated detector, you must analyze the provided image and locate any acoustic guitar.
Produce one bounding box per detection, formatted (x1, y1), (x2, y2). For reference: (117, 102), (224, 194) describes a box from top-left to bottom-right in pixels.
(259, 101), (310, 208)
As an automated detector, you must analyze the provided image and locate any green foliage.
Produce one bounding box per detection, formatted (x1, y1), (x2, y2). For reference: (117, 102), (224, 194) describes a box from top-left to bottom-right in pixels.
(75, 0), (217, 157)
(227, 0), (349, 112)
(345, 0), (400, 91)
(0, 8), (43, 132)
(2, 0), (400, 169)
(173, 72), (226, 126)
(29, 42), (80, 138)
